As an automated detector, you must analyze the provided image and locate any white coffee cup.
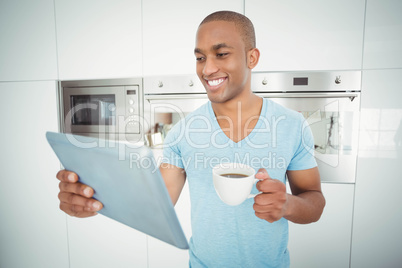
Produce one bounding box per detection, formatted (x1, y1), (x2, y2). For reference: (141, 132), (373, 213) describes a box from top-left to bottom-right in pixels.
(212, 163), (260, 206)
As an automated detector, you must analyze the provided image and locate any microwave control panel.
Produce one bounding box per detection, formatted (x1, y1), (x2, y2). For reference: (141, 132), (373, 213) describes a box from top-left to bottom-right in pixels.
(125, 85), (140, 133)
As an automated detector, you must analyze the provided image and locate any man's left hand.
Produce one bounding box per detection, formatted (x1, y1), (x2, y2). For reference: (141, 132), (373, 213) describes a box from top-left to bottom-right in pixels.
(253, 168), (288, 223)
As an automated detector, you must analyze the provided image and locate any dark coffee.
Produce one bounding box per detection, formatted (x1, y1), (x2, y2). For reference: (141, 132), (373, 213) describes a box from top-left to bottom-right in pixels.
(221, 173), (248, 178)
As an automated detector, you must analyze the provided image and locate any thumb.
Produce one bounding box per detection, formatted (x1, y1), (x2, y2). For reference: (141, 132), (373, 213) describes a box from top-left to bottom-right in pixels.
(255, 168), (272, 180)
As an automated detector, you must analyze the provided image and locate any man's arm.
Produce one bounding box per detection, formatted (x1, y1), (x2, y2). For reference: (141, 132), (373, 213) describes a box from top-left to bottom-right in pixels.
(253, 167), (325, 224)
(159, 163), (186, 206)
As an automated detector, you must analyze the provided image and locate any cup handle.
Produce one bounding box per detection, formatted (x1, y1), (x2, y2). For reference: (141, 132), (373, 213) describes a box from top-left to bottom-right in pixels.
(248, 178), (262, 199)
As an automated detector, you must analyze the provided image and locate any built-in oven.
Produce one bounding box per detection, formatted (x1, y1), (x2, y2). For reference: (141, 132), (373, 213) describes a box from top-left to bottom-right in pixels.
(252, 71), (361, 183)
(59, 78), (143, 142)
(143, 74), (209, 147)
(143, 71), (361, 184)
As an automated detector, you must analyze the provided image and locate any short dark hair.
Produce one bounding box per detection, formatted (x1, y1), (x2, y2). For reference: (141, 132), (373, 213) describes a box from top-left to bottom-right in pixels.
(199, 10), (256, 50)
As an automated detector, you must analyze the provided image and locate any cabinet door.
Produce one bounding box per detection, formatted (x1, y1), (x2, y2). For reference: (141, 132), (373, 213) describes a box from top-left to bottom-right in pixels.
(142, 0), (244, 76)
(147, 148), (192, 268)
(288, 183), (354, 268)
(0, 81), (68, 268)
(245, 0), (365, 71)
(67, 216), (148, 268)
(0, 0), (58, 81)
(363, 0), (402, 69)
(147, 182), (192, 268)
(351, 69), (402, 268)
(55, 0), (142, 80)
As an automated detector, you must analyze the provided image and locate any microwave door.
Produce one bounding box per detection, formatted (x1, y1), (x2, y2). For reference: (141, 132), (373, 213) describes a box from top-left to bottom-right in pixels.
(98, 99), (116, 126)
(67, 94), (117, 133)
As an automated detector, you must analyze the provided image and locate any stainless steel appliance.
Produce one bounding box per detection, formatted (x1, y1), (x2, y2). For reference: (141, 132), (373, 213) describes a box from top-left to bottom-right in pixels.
(143, 74), (209, 147)
(144, 71), (361, 183)
(59, 78), (143, 142)
(252, 71), (361, 183)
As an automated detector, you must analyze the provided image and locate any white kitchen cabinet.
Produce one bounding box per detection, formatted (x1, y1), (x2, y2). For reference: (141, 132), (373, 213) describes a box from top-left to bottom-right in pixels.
(147, 182), (192, 268)
(0, 81), (68, 268)
(363, 0), (402, 69)
(142, 0), (244, 76)
(0, 0), (58, 81)
(67, 215), (148, 268)
(351, 69), (402, 267)
(147, 148), (192, 268)
(55, 0), (143, 80)
(288, 183), (354, 268)
(245, 0), (366, 71)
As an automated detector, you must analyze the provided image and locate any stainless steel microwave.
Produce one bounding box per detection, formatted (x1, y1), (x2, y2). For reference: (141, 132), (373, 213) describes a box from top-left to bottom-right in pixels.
(58, 78), (143, 141)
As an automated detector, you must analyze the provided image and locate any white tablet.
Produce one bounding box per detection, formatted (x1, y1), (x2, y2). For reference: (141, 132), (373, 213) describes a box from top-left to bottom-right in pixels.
(46, 131), (189, 250)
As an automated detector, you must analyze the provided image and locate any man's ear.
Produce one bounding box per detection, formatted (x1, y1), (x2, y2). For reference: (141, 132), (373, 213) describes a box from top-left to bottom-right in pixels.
(247, 48), (260, 69)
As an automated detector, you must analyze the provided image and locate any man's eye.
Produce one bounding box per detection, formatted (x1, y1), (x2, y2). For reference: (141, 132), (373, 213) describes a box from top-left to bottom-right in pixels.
(217, 53), (228, 57)
(196, 56), (205, 61)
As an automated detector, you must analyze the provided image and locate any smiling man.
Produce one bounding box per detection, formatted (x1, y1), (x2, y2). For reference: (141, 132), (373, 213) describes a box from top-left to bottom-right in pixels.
(160, 11), (325, 267)
(56, 10), (325, 268)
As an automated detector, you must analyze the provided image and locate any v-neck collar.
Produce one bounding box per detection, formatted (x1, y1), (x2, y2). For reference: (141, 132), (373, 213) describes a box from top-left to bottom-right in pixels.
(207, 98), (267, 146)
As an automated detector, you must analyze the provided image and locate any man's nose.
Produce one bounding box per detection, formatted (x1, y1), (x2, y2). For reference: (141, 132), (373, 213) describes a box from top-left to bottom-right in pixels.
(202, 58), (219, 76)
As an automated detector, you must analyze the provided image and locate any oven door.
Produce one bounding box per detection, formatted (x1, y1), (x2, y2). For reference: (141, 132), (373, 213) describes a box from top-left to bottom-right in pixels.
(257, 92), (360, 183)
(144, 94), (209, 147)
(145, 92), (359, 183)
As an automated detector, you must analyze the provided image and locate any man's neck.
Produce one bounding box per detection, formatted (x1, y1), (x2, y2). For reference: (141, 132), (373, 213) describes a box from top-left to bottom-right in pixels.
(211, 91), (261, 118)
(211, 92), (263, 143)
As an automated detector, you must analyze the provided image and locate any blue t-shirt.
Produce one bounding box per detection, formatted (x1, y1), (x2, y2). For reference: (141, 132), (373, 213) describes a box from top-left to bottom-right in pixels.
(162, 98), (317, 268)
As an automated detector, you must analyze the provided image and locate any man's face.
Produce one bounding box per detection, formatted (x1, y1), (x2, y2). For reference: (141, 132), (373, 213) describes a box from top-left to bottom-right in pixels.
(194, 21), (251, 104)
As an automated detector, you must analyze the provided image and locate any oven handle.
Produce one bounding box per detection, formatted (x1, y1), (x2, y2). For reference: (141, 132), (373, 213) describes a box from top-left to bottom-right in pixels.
(145, 92), (359, 101)
(256, 92), (359, 101)
(256, 92), (359, 98)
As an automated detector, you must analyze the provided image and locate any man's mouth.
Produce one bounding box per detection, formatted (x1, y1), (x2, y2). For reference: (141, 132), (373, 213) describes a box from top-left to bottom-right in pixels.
(206, 77), (226, 87)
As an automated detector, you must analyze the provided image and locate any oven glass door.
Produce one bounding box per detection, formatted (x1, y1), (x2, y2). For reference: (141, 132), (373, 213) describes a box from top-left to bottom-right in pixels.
(144, 95), (209, 147)
(258, 93), (360, 183)
(145, 93), (359, 183)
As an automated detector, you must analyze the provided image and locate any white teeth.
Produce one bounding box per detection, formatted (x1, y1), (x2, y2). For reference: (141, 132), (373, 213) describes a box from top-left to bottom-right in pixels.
(207, 78), (225, 86)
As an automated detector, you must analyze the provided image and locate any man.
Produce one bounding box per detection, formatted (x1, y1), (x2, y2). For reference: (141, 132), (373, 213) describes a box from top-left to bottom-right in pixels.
(57, 11), (325, 267)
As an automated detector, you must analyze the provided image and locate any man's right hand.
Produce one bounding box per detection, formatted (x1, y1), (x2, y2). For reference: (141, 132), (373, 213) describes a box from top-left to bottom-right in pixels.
(56, 170), (103, 218)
